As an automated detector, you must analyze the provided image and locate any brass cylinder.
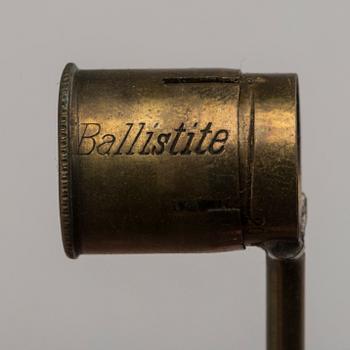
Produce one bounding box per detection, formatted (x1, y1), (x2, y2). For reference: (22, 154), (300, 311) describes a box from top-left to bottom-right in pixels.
(58, 63), (302, 258)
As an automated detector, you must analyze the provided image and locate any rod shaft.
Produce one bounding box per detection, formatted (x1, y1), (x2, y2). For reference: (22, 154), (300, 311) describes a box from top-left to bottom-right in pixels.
(266, 251), (305, 350)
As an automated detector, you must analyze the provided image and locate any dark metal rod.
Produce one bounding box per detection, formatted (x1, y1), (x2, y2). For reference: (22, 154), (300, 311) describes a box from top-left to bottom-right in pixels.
(266, 250), (305, 350)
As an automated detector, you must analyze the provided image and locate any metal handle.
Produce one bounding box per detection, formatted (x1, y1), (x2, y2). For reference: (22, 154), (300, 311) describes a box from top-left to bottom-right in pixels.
(266, 248), (305, 350)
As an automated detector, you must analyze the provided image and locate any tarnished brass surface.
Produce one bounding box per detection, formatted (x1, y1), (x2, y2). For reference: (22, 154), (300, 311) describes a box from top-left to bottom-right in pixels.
(267, 249), (305, 350)
(58, 63), (305, 350)
(58, 64), (302, 258)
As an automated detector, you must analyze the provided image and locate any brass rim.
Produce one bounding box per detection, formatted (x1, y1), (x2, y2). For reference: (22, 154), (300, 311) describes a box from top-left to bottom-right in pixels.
(58, 63), (78, 258)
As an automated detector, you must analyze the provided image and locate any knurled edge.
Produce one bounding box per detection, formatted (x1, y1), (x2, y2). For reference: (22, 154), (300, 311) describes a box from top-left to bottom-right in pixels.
(58, 63), (79, 258)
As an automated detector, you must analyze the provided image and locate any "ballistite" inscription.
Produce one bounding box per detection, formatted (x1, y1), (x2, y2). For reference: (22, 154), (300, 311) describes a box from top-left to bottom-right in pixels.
(78, 122), (229, 156)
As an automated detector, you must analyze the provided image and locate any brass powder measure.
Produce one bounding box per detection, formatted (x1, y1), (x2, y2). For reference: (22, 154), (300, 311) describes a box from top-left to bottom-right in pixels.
(58, 63), (306, 350)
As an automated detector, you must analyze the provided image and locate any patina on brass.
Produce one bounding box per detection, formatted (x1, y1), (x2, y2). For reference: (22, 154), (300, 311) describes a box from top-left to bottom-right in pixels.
(58, 63), (305, 350)
(59, 64), (302, 256)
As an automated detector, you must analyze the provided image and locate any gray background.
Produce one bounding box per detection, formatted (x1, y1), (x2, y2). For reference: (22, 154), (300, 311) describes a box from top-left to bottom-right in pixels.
(0, 0), (348, 349)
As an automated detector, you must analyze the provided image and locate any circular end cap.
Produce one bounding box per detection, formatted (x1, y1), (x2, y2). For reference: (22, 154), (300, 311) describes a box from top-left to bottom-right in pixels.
(241, 74), (303, 247)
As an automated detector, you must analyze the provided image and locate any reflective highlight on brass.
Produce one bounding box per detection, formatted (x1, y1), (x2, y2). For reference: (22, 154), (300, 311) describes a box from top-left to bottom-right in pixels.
(58, 64), (302, 258)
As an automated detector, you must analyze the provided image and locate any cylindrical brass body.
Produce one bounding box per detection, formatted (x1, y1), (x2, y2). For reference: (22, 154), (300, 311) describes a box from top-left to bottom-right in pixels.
(59, 64), (302, 258)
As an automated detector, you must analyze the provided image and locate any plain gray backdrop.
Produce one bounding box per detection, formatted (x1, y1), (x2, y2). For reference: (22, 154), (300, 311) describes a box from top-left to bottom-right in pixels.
(0, 0), (348, 349)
